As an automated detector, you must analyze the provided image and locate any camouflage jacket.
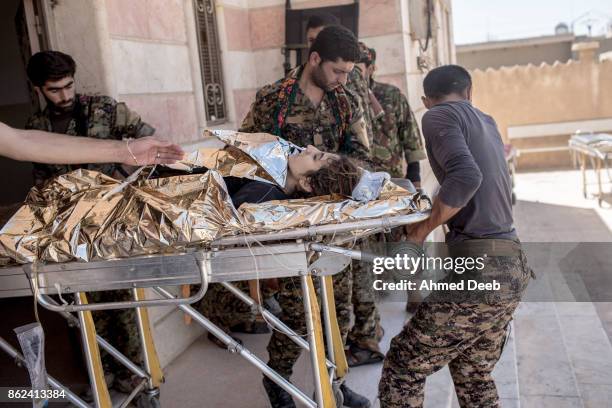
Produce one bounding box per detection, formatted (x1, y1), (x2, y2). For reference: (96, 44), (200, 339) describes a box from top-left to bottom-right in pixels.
(347, 66), (374, 147)
(25, 94), (155, 186)
(239, 65), (370, 162)
(370, 80), (426, 177)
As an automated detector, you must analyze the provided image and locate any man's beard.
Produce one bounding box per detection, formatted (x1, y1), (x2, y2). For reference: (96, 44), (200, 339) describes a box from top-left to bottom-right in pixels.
(311, 66), (336, 92)
(44, 94), (75, 114)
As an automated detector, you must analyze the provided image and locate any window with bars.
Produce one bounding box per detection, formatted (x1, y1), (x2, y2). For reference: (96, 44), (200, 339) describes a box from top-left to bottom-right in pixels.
(194, 0), (226, 124)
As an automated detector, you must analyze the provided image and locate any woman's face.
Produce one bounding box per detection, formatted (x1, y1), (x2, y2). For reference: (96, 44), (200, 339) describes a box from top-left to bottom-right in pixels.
(288, 145), (338, 178)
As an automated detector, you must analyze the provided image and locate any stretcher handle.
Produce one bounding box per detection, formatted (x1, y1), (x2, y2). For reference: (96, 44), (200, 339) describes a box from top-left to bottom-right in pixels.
(32, 257), (209, 312)
(309, 243), (378, 263)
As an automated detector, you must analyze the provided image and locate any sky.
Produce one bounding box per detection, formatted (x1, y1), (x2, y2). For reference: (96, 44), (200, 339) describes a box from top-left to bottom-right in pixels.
(452, 0), (612, 44)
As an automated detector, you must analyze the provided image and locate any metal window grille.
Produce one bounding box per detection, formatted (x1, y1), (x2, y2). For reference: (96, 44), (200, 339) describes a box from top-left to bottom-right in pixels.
(194, 0), (226, 124)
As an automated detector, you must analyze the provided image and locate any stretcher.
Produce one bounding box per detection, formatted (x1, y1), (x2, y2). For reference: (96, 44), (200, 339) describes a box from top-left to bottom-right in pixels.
(568, 132), (612, 206)
(504, 144), (518, 205)
(0, 209), (430, 408)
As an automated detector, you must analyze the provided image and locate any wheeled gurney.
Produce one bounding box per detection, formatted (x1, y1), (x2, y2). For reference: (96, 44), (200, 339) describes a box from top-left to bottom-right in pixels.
(0, 130), (430, 407)
(568, 132), (612, 206)
(1, 211), (429, 408)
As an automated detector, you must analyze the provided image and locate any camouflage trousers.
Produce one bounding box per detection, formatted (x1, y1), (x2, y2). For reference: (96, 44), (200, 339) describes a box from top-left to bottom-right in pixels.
(194, 281), (255, 331)
(88, 290), (142, 382)
(347, 241), (382, 351)
(378, 244), (531, 408)
(267, 265), (353, 379)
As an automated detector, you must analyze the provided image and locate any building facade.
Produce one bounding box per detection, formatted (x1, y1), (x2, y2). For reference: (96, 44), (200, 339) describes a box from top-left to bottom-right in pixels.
(0, 0), (455, 366)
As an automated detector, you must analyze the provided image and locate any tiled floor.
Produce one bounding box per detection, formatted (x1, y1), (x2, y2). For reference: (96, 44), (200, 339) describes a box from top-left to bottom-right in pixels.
(160, 169), (612, 407)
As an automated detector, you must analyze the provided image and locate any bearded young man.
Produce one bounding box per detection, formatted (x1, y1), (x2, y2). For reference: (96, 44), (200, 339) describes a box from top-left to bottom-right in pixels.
(25, 50), (155, 186)
(24, 50), (158, 396)
(240, 25), (370, 162)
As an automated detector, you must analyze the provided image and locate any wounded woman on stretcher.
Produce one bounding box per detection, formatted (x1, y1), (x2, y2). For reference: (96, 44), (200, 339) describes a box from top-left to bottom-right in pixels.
(195, 145), (363, 345)
(226, 144), (362, 207)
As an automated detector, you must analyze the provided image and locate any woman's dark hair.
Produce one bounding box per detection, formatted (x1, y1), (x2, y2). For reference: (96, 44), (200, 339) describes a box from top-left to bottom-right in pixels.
(26, 51), (76, 87)
(306, 13), (339, 31)
(309, 25), (360, 63)
(423, 64), (472, 99)
(308, 156), (361, 197)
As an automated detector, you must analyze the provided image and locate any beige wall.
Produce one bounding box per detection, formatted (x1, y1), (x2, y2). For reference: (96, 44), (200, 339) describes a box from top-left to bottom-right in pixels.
(471, 49), (612, 169)
(458, 35), (574, 71)
(458, 34), (612, 71)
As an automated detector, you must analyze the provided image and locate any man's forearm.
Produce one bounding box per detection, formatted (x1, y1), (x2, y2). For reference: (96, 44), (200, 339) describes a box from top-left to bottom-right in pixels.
(1, 122), (184, 165)
(411, 197), (462, 243)
(6, 126), (129, 164)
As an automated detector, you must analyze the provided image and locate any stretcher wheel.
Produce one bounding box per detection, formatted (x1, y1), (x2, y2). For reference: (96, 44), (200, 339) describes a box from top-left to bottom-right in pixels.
(334, 386), (344, 407)
(137, 393), (161, 408)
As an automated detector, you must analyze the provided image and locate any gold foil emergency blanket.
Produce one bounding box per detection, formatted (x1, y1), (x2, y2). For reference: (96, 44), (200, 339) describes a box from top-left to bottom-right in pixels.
(0, 169), (241, 265)
(0, 131), (429, 265)
(169, 130), (299, 186)
(238, 183), (426, 233)
(0, 172), (425, 265)
(169, 145), (275, 184)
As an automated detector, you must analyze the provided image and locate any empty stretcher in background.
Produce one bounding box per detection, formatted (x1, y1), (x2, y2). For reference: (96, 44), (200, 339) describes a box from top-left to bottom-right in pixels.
(569, 132), (612, 206)
(504, 144), (518, 205)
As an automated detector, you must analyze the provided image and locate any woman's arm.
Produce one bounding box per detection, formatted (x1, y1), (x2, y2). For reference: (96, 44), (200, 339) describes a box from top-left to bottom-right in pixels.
(0, 121), (183, 165)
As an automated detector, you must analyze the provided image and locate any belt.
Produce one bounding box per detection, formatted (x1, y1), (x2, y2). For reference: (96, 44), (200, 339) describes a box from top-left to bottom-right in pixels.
(448, 238), (522, 258)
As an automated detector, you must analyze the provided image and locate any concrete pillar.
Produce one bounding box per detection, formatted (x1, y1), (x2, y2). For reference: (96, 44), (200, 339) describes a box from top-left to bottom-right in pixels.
(572, 41), (600, 63)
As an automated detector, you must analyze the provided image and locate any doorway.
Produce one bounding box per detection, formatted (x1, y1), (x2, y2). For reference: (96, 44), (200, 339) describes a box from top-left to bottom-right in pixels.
(283, 2), (360, 73)
(0, 0), (48, 223)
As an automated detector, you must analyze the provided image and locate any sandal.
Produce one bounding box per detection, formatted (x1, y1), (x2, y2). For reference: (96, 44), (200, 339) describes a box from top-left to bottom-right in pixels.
(346, 344), (384, 367)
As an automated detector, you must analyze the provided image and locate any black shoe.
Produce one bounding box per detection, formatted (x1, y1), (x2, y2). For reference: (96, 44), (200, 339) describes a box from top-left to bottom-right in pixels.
(346, 344), (384, 368)
(262, 377), (296, 408)
(340, 384), (371, 408)
(230, 320), (270, 334)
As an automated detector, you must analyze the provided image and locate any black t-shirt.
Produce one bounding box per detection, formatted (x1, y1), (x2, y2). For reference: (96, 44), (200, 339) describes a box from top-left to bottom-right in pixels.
(421, 100), (516, 243)
(230, 180), (288, 208)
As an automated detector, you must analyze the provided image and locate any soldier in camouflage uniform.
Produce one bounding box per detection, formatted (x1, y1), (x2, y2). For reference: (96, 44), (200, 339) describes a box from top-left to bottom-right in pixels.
(378, 65), (533, 407)
(240, 26), (371, 408)
(368, 51), (426, 179)
(201, 25), (375, 356)
(304, 13), (386, 368)
(345, 46), (428, 366)
(306, 15), (376, 149)
(25, 51), (155, 392)
(347, 65), (374, 147)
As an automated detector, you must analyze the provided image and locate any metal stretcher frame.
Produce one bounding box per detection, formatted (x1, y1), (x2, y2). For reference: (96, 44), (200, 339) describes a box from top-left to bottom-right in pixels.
(568, 137), (612, 207)
(0, 210), (430, 408)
